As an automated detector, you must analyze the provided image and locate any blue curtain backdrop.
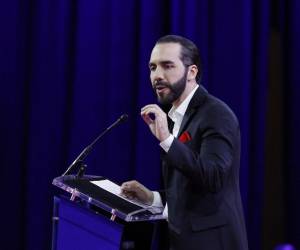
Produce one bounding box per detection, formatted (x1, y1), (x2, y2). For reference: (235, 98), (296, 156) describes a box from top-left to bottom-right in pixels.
(0, 0), (299, 250)
(280, 0), (300, 247)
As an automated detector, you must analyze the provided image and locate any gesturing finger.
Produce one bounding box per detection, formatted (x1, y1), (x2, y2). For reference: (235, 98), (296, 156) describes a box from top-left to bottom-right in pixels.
(141, 107), (161, 119)
(141, 113), (154, 125)
(141, 104), (157, 110)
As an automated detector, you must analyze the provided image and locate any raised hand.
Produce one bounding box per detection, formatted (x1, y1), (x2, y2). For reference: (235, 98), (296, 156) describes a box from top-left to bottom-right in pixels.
(141, 104), (170, 142)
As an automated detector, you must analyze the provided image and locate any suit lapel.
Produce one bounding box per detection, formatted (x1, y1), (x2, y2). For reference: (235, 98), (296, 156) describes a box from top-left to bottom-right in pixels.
(162, 86), (207, 189)
(177, 85), (208, 136)
(178, 107), (197, 136)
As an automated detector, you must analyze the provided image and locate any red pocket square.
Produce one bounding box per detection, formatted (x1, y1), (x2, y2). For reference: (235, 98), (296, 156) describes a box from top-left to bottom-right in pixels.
(179, 131), (192, 143)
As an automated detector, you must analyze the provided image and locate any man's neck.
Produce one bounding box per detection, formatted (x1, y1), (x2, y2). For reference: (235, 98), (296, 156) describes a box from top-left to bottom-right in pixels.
(172, 81), (198, 108)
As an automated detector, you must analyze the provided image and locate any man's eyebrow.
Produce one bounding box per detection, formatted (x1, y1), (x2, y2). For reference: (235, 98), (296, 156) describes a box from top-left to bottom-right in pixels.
(160, 60), (175, 65)
(149, 62), (155, 68)
(149, 60), (175, 67)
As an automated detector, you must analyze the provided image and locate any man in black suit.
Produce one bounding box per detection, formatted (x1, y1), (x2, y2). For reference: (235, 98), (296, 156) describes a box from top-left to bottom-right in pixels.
(121, 35), (248, 250)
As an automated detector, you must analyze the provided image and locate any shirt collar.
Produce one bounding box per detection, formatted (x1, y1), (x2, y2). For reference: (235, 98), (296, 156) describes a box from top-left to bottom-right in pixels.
(168, 85), (199, 122)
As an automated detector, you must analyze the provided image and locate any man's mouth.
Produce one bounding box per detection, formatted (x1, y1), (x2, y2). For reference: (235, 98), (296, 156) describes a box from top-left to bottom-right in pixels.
(155, 85), (169, 94)
(156, 87), (168, 94)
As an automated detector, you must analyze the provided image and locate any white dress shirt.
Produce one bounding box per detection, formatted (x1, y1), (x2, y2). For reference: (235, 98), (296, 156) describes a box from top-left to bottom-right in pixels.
(152, 85), (199, 218)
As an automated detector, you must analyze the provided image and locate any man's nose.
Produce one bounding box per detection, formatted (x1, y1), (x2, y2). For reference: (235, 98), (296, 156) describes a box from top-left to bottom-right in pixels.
(152, 67), (164, 82)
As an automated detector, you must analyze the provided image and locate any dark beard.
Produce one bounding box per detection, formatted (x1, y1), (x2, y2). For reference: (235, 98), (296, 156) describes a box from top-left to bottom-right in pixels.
(153, 69), (188, 105)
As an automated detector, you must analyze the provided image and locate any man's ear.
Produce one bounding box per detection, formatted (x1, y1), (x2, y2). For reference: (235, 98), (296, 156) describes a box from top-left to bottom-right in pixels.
(187, 65), (198, 81)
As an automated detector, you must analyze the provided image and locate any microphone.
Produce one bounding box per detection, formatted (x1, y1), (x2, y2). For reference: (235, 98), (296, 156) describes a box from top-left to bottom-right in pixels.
(62, 114), (129, 176)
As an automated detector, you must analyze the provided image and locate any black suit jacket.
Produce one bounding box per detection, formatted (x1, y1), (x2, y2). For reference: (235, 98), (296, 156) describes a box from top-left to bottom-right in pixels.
(160, 85), (248, 250)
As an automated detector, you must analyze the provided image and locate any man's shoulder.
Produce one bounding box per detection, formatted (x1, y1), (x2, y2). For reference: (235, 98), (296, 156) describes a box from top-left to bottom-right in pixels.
(195, 90), (239, 127)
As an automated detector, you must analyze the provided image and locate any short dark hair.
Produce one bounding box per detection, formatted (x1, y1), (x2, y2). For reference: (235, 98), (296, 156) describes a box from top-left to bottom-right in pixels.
(156, 35), (202, 82)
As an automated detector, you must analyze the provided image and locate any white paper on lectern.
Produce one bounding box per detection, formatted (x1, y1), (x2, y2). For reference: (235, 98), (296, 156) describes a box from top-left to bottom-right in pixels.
(91, 179), (149, 208)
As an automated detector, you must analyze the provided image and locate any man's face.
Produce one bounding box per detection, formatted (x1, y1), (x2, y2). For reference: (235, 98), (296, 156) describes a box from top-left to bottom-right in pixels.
(149, 43), (188, 105)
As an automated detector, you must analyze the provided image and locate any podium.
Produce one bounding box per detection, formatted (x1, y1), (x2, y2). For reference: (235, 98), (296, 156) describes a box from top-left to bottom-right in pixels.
(52, 175), (165, 250)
